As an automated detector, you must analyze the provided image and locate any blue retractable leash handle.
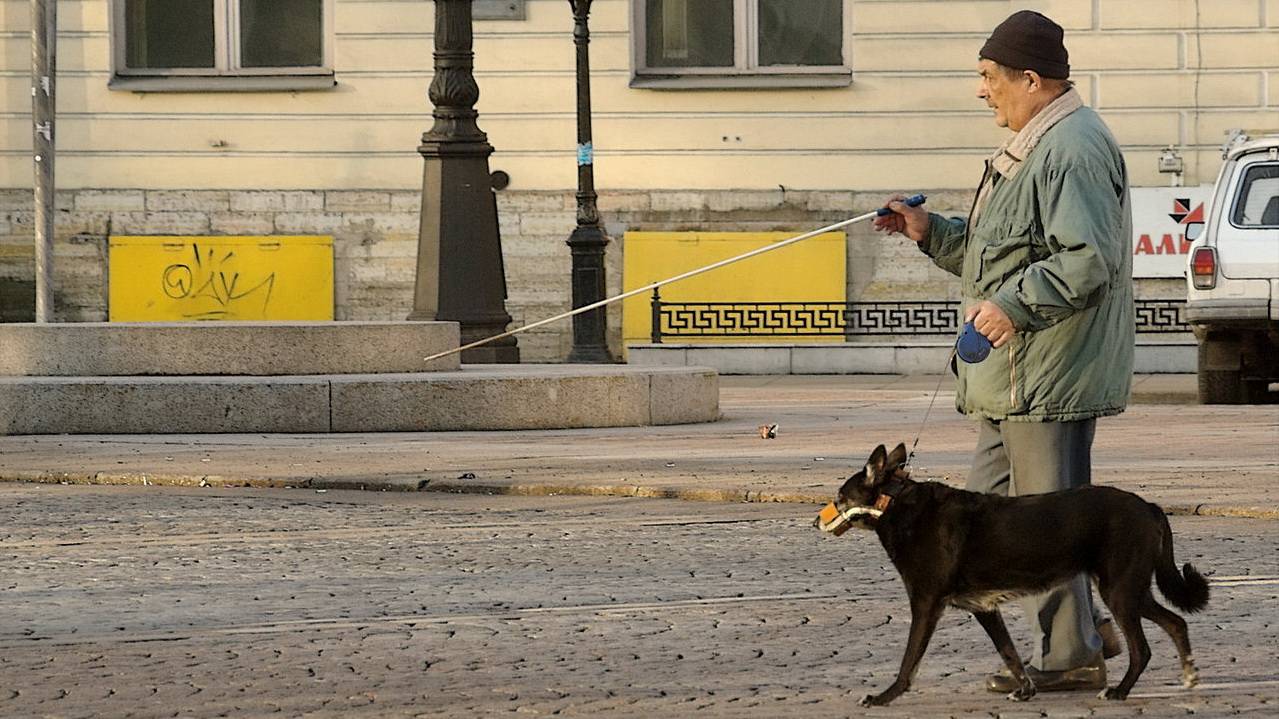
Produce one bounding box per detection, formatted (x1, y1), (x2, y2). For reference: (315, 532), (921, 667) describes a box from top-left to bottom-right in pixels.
(875, 193), (927, 217)
(957, 322), (992, 363)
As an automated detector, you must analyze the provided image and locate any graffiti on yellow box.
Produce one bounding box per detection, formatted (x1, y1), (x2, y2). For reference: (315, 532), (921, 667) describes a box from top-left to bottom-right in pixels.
(108, 236), (334, 321)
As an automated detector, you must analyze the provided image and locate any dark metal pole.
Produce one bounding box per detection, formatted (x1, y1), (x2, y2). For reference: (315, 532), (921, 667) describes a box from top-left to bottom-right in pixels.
(650, 288), (662, 344)
(31, 0), (56, 322)
(565, 0), (612, 363)
(410, 0), (518, 362)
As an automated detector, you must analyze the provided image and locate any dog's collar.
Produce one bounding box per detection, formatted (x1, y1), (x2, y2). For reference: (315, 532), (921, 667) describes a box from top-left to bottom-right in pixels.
(873, 471), (910, 513)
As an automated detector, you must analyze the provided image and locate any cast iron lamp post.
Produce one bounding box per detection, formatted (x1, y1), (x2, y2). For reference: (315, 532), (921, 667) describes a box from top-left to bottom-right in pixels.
(409, 0), (518, 363)
(565, 0), (613, 363)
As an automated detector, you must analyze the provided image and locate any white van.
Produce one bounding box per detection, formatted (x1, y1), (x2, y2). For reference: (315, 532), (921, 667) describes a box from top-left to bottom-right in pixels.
(1184, 132), (1279, 404)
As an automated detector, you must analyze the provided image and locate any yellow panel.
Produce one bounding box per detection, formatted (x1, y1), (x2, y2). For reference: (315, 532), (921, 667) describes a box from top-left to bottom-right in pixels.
(108, 236), (333, 321)
(621, 232), (846, 351)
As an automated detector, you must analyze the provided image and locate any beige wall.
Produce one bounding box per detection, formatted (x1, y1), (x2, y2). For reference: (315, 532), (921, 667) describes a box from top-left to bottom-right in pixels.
(1, 0), (1276, 191)
(1, 0), (1274, 359)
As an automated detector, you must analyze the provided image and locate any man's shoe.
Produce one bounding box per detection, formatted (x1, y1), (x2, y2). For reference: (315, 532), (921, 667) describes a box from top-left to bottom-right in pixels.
(986, 655), (1107, 693)
(1097, 618), (1123, 659)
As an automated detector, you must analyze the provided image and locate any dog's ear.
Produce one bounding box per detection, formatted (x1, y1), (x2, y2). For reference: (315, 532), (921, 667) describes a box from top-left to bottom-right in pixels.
(863, 444), (888, 485)
(887, 443), (908, 470)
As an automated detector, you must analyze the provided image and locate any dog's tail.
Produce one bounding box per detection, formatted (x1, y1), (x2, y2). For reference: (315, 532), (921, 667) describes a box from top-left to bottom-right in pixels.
(1153, 507), (1209, 613)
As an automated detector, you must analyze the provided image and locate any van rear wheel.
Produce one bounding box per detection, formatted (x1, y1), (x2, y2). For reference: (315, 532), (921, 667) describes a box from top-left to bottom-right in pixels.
(1197, 338), (1244, 404)
(1199, 368), (1244, 404)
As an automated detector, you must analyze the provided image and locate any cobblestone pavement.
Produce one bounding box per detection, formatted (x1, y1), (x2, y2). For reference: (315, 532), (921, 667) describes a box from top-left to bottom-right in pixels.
(1, 484), (1276, 718)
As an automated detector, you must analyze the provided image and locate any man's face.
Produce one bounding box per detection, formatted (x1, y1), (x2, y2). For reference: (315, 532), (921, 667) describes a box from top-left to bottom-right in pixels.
(976, 59), (1028, 131)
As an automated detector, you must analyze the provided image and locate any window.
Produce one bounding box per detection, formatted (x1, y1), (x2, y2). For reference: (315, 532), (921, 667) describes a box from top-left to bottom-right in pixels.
(633, 0), (849, 88)
(111, 0), (334, 92)
(1230, 164), (1279, 227)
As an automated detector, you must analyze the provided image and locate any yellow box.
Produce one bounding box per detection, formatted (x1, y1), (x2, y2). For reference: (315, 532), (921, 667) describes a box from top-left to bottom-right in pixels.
(108, 236), (334, 321)
(621, 231), (846, 353)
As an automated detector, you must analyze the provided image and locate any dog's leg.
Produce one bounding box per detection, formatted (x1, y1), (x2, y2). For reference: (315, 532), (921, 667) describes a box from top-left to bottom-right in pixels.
(1098, 590), (1152, 700)
(972, 609), (1035, 701)
(860, 596), (944, 707)
(1141, 592), (1198, 688)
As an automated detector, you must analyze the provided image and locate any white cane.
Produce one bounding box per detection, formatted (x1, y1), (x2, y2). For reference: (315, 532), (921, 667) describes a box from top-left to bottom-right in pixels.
(423, 194), (927, 364)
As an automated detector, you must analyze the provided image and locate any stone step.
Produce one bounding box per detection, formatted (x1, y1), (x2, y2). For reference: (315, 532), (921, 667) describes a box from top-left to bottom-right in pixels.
(0, 365), (719, 435)
(0, 321), (460, 376)
(628, 339), (1196, 374)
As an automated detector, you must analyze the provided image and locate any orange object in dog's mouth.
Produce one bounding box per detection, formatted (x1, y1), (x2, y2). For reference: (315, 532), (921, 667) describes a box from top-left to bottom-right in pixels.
(817, 502), (851, 536)
(816, 501), (883, 536)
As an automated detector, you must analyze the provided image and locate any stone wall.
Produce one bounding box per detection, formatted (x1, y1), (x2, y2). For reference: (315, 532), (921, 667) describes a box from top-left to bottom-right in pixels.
(0, 188), (1179, 361)
(0, 189), (424, 328)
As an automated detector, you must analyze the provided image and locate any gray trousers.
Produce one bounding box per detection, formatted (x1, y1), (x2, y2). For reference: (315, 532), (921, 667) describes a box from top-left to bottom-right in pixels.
(966, 418), (1103, 671)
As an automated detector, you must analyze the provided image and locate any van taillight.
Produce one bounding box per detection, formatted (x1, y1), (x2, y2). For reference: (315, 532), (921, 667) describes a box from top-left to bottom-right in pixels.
(1191, 247), (1217, 289)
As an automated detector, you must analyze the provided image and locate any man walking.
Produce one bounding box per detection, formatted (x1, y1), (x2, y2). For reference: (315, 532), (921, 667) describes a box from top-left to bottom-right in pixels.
(873, 10), (1134, 693)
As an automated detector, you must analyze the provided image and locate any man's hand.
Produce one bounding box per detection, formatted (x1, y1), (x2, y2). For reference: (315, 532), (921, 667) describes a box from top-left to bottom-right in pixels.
(872, 194), (929, 244)
(966, 300), (1016, 348)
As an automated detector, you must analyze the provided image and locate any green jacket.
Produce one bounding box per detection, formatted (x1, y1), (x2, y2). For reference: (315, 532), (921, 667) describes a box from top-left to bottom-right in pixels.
(922, 98), (1135, 422)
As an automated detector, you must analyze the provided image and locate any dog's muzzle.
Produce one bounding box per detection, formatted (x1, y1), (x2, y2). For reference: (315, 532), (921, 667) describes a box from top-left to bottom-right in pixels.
(815, 501), (882, 536)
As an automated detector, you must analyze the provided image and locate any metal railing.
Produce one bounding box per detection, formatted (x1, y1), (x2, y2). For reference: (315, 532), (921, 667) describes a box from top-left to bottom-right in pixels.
(648, 291), (1189, 342)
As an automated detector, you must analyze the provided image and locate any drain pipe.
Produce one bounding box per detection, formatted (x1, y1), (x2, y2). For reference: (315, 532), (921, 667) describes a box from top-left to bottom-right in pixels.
(31, 0), (56, 322)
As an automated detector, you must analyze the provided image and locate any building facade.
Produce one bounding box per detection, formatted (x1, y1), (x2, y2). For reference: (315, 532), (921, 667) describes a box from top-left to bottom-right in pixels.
(1, 0), (1276, 359)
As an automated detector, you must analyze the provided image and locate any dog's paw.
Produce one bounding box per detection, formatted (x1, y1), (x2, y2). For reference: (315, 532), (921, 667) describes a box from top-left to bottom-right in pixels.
(859, 693), (892, 707)
(1181, 655), (1200, 688)
(1098, 686), (1128, 701)
(1007, 685), (1035, 702)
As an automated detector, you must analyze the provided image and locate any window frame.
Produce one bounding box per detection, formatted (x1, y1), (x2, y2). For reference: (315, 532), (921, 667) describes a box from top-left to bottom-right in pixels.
(108, 0), (336, 92)
(1228, 162), (1279, 229)
(631, 0), (852, 89)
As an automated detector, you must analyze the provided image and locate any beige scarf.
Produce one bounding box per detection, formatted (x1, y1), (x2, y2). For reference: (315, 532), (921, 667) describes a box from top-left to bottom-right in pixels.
(971, 86), (1084, 224)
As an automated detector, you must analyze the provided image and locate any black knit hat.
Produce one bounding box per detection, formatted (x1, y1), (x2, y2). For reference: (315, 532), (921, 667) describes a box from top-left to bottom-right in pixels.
(979, 10), (1070, 79)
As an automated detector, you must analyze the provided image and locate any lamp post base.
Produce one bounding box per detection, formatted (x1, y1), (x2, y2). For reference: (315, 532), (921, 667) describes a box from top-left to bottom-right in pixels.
(409, 0), (518, 365)
(567, 223), (613, 364)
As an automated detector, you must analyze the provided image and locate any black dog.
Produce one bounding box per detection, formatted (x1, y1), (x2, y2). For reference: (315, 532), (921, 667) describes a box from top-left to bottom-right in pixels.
(815, 443), (1209, 706)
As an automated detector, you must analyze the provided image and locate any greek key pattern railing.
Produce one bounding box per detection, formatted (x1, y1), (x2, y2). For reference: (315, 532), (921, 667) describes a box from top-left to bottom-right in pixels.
(1133, 300), (1190, 334)
(648, 293), (1188, 342)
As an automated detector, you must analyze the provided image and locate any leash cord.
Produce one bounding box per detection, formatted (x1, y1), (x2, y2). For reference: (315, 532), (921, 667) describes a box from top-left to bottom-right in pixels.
(904, 344), (959, 471)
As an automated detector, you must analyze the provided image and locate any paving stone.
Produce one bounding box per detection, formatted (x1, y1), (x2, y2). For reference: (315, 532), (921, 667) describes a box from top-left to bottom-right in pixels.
(0, 487), (1273, 718)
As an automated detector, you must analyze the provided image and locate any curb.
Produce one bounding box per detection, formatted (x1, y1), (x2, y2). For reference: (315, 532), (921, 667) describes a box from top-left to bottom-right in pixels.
(4, 470), (1277, 520)
(0, 470), (424, 492)
(1130, 392), (1198, 405)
